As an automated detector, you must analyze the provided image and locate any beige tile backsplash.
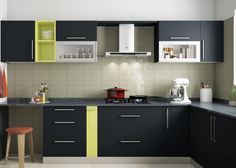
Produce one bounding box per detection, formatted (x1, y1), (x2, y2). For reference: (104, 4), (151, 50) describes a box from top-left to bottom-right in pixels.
(7, 60), (214, 99)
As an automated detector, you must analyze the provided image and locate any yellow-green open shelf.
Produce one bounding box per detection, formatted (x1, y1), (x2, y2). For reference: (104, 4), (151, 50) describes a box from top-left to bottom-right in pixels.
(35, 20), (56, 62)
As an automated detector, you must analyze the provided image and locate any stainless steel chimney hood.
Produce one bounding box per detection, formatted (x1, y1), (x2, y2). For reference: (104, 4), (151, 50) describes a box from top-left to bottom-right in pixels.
(105, 24), (151, 57)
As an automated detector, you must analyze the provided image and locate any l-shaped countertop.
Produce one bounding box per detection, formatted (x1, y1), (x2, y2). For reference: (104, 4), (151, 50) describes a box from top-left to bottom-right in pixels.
(1, 98), (236, 119)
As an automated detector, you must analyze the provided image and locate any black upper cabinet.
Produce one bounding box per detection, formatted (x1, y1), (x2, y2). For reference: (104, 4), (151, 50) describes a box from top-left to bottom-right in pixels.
(1, 21), (35, 62)
(162, 106), (189, 156)
(158, 21), (201, 41)
(155, 21), (224, 63)
(56, 21), (97, 41)
(200, 21), (224, 62)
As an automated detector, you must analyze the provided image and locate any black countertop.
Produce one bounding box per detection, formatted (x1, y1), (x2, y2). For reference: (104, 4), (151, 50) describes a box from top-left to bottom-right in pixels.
(2, 98), (236, 119)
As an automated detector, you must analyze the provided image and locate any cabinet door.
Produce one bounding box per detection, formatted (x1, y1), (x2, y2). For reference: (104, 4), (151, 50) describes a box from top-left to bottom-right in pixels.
(213, 114), (236, 168)
(162, 106), (189, 156)
(158, 21), (201, 41)
(190, 107), (215, 168)
(1, 21), (35, 62)
(56, 21), (97, 41)
(200, 21), (223, 62)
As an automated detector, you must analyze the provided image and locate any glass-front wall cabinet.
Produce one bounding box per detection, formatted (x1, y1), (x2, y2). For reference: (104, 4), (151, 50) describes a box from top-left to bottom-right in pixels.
(159, 41), (201, 63)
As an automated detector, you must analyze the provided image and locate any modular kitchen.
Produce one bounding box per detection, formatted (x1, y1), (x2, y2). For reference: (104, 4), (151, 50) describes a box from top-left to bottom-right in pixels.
(0, 0), (236, 168)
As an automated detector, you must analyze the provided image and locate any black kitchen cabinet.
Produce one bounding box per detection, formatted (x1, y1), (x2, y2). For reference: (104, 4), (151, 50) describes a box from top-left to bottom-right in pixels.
(190, 107), (236, 168)
(1, 21), (35, 62)
(200, 21), (224, 62)
(190, 107), (213, 167)
(162, 106), (189, 156)
(56, 21), (97, 41)
(0, 107), (9, 159)
(43, 106), (86, 156)
(212, 113), (236, 168)
(98, 106), (163, 156)
(155, 21), (224, 63)
(98, 106), (190, 157)
(158, 21), (201, 41)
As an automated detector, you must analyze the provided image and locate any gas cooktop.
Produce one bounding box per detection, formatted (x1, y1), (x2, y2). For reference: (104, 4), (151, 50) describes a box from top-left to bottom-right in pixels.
(105, 95), (149, 104)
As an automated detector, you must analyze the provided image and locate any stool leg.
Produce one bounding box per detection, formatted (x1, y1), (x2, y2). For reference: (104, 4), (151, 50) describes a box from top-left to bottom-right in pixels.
(5, 134), (11, 165)
(28, 132), (35, 162)
(17, 134), (25, 168)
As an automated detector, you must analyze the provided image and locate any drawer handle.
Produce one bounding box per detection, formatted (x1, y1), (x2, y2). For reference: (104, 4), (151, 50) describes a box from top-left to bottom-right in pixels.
(53, 121), (75, 124)
(66, 36), (87, 40)
(170, 36), (190, 40)
(120, 140), (141, 144)
(120, 115), (141, 118)
(54, 109), (75, 111)
(54, 141), (75, 144)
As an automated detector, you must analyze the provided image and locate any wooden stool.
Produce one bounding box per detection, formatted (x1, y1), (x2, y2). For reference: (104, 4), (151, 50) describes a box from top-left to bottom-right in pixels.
(5, 127), (35, 168)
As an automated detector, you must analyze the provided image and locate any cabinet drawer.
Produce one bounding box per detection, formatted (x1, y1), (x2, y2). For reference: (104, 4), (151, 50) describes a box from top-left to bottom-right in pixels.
(158, 21), (201, 41)
(44, 118), (86, 132)
(43, 106), (86, 119)
(56, 21), (97, 41)
(99, 106), (163, 132)
(43, 132), (86, 156)
(98, 132), (162, 156)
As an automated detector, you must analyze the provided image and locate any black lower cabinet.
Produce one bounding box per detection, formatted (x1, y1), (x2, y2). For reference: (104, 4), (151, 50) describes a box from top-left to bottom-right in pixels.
(43, 106), (86, 156)
(98, 106), (189, 157)
(190, 107), (213, 167)
(190, 107), (236, 168)
(0, 107), (9, 159)
(213, 114), (236, 168)
(43, 132), (86, 156)
(98, 106), (163, 156)
(162, 106), (189, 156)
(99, 132), (162, 156)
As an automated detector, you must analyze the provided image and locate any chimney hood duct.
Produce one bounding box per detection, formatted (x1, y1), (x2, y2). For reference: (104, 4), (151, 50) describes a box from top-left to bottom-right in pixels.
(105, 24), (151, 57)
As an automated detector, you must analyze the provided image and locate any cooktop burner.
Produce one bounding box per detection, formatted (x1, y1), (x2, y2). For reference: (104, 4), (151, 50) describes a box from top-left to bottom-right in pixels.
(105, 95), (149, 104)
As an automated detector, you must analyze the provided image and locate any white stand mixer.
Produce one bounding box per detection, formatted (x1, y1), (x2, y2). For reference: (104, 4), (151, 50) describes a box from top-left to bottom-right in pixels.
(169, 78), (191, 104)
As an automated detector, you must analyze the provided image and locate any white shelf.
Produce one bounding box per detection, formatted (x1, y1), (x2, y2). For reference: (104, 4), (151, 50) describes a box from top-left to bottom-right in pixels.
(159, 41), (201, 63)
(56, 41), (97, 63)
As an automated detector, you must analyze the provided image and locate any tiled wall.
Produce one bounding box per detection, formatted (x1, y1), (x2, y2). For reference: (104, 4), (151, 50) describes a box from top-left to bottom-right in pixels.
(7, 27), (215, 154)
(214, 18), (234, 100)
(7, 60), (214, 99)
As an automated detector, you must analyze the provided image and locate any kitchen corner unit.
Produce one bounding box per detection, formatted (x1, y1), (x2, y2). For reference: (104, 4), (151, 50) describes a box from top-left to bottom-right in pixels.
(35, 20), (56, 62)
